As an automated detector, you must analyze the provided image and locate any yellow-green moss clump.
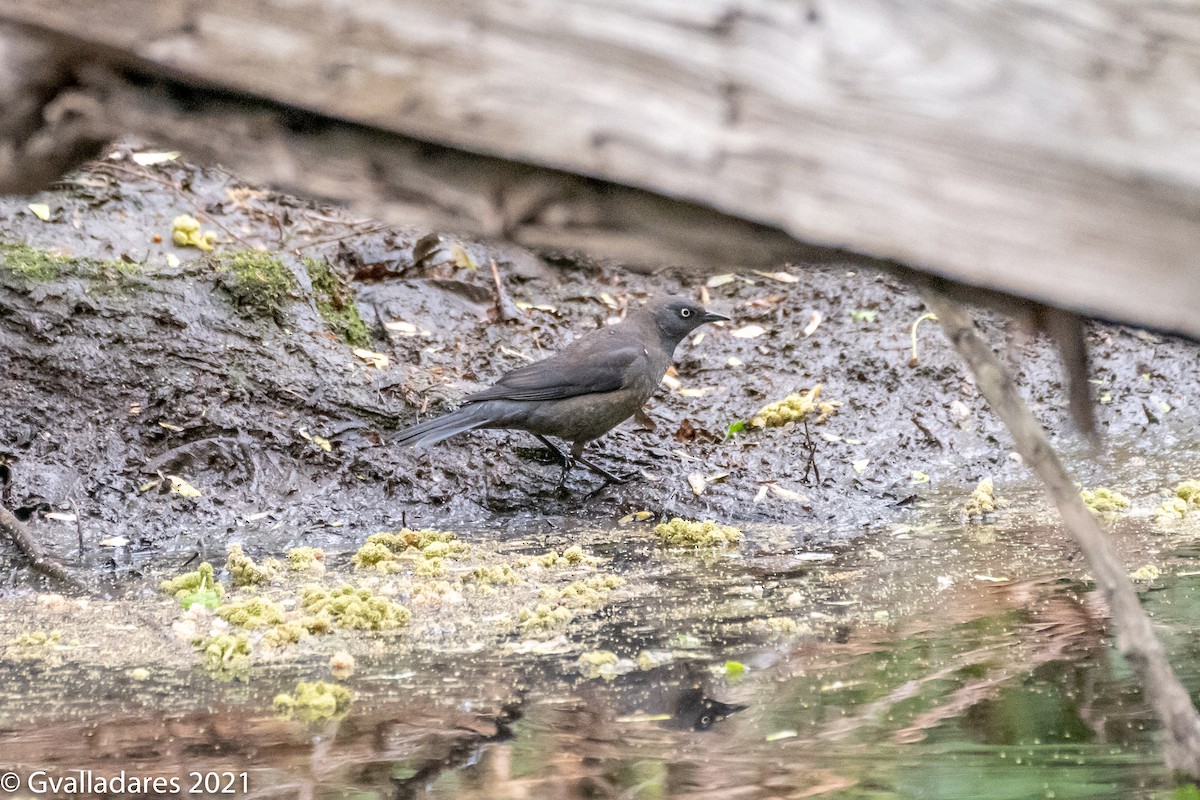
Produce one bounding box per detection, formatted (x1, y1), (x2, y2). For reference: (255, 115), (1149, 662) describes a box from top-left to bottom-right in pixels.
(518, 604), (574, 631)
(750, 385), (840, 428)
(287, 547), (325, 573)
(8, 631), (62, 647)
(533, 545), (593, 568)
(550, 575), (624, 606)
(963, 477), (1002, 519)
(215, 597), (287, 629)
(299, 585), (410, 630)
(577, 650), (620, 679)
(160, 562), (225, 608)
(467, 564), (521, 586)
(351, 529), (469, 573)
(1156, 480), (1200, 523)
(274, 680), (352, 721)
(653, 518), (743, 548)
(216, 250), (295, 317)
(305, 257), (370, 348)
(1080, 487), (1131, 514)
(172, 214), (217, 251)
(199, 633), (251, 672)
(226, 544), (280, 587)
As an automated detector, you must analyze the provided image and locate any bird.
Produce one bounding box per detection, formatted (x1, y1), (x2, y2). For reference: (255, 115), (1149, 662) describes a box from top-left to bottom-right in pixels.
(395, 295), (729, 488)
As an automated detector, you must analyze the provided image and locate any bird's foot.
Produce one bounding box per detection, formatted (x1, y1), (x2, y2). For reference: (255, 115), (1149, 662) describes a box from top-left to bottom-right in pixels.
(576, 456), (640, 486)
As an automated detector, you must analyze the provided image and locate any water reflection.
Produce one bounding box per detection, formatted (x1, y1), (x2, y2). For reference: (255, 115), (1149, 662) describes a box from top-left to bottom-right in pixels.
(2, 510), (1199, 799)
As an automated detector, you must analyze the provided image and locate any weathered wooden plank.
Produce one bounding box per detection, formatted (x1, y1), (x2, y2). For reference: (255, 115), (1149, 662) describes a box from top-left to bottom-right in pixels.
(2, 0), (1200, 335)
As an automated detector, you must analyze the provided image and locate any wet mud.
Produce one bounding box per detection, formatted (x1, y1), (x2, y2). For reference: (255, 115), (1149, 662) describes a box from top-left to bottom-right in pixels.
(2, 144), (1200, 799)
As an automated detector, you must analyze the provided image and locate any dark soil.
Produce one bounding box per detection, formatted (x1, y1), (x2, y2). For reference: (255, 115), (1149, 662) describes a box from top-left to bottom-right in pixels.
(2, 143), (1199, 575)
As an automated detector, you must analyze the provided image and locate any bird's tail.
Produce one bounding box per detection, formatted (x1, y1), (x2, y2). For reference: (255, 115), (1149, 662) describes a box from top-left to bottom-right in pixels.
(394, 404), (490, 448)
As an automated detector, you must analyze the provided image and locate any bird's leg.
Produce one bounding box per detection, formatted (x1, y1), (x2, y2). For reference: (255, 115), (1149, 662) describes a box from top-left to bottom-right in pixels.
(533, 434), (574, 490)
(571, 441), (639, 485)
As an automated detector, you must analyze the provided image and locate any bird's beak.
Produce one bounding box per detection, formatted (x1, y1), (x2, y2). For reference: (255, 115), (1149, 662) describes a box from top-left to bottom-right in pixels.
(701, 309), (730, 323)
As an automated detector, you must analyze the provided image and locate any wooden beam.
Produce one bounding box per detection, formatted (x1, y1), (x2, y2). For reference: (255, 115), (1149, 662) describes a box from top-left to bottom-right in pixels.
(2, 2), (1200, 336)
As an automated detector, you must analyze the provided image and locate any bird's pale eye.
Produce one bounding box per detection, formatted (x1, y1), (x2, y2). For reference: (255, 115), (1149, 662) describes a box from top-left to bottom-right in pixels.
(680, 308), (693, 318)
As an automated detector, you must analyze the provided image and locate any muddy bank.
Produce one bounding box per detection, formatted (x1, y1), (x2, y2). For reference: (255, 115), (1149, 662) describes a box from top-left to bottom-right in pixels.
(2, 146), (1198, 573)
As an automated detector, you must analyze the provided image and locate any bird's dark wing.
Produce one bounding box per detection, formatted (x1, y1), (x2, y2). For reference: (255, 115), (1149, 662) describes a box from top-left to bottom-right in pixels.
(464, 342), (643, 403)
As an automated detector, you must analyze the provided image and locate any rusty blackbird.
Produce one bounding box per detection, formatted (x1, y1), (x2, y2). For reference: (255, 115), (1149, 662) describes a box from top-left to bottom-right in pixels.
(395, 295), (728, 487)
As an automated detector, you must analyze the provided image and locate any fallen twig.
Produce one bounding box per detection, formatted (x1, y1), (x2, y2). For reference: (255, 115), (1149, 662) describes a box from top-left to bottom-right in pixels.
(919, 284), (1200, 777)
(0, 505), (81, 587)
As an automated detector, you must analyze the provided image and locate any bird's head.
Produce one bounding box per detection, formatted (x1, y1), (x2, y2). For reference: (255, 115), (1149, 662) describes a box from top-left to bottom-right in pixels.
(646, 296), (729, 348)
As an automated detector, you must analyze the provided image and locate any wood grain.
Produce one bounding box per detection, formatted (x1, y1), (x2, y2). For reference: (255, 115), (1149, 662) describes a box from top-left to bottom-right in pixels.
(1, 0), (1199, 334)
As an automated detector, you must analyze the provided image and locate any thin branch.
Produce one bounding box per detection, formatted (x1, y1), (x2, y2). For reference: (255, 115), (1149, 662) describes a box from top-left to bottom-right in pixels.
(0, 505), (81, 587)
(919, 284), (1200, 777)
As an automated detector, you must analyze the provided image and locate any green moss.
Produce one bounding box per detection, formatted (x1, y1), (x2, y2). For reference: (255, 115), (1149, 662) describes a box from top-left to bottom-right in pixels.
(215, 597), (286, 629)
(1, 242), (136, 286)
(226, 544), (279, 587)
(299, 584), (411, 630)
(160, 562), (225, 608)
(305, 257), (370, 347)
(274, 680), (352, 721)
(0, 243), (68, 281)
(652, 518), (743, 548)
(1080, 487), (1131, 514)
(216, 250), (295, 318)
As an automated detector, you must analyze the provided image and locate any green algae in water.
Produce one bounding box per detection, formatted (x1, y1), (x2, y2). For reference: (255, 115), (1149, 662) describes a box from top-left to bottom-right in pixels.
(1157, 480), (1200, 522)
(274, 680), (352, 721)
(299, 584), (411, 630)
(305, 257), (370, 347)
(517, 604), (573, 631)
(226, 544), (280, 587)
(161, 562), (225, 609)
(1080, 486), (1131, 514)
(199, 632), (251, 673)
(351, 529), (469, 573)
(653, 518), (742, 548)
(215, 597), (286, 629)
(287, 546), (325, 572)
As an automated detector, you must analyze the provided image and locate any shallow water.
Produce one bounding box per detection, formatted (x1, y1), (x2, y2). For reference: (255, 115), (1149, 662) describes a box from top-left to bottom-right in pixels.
(1, 492), (1199, 800)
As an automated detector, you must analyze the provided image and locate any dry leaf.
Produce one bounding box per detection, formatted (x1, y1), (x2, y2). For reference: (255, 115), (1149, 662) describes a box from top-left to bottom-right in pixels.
(166, 475), (202, 497)
(353, 348), (390, 369)
(731, 325), (766, 339)
(44, 512), (77, 522)
(705, 273), (736, 288)
(27, 203), (51, 221)
(852, 459), (871, 475)
(768, 483), (809, 502)
(131, 151), (180, 166)
(751, 270), (799, 284)
(688, 473), (707, 496)
(803, 311), (824, 337)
